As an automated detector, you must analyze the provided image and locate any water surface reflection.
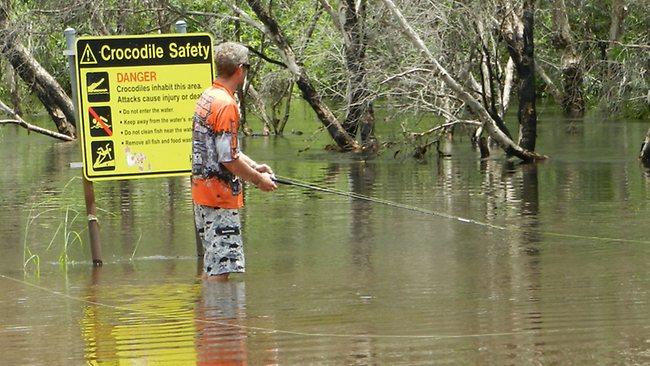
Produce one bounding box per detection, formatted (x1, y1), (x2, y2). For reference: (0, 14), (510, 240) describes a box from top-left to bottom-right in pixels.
(0, 117), (648, 364)
(195, 280), (248, 365)
(82, 267), (199, 364)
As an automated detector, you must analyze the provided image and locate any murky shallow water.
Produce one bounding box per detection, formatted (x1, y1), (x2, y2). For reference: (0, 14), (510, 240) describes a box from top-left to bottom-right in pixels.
(1, 110), (649, 365)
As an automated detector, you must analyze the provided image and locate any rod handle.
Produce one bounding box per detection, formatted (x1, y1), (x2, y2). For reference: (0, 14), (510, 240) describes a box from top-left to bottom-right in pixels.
(271, 176), (293, 185)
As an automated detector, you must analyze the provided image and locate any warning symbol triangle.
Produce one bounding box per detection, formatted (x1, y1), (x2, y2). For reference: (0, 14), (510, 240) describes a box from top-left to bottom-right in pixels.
(79, 44), (98, 65)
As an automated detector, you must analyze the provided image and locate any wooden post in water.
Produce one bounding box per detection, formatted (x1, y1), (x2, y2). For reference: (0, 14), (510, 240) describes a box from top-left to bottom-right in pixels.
(174, 20), (204, 258)
(82, 178), (103, 266)
(64, 28), (103, 266)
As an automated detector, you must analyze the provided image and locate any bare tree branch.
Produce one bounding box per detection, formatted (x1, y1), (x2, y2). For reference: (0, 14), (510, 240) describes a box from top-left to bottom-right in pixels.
(0, 99), (74, 141)
(410, 120), (482, 138)
(380, 67), (433, 84)
(534, 61), (562, 104)
(319, 0), (348, 45)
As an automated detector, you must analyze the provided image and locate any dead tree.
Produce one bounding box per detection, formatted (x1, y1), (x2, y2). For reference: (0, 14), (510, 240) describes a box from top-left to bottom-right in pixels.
(0, 5), (76, 138)
(321, 0), (375, 143)
(601, 0), (630, 112)
(258, 69), (293, 135)
(552, 0), (585, 117)
(501, 0), (538, 152)
(257, 0), (322, 136)
(232, 0), (360, 151)
(475, 19), (513, 140)
(382, 0), (545, 162)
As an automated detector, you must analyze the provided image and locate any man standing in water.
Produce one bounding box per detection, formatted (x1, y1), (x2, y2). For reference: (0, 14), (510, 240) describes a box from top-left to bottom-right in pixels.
(192, 42), (277, 281)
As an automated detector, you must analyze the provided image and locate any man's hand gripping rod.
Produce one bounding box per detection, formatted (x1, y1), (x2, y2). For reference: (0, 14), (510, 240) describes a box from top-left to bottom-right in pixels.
(271, 175), (294, 186)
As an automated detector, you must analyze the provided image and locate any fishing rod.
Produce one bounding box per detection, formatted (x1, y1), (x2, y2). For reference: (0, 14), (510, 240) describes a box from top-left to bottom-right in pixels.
(272, 176), (340, 193)
(271, 175), (649, 245)
(272, 176), (305, 187)
(273, 175), (417, 205)
(272, 175), (499, 225)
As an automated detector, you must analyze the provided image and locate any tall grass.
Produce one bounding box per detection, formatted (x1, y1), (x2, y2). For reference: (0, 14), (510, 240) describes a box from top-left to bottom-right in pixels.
(23, 177), (86, 275)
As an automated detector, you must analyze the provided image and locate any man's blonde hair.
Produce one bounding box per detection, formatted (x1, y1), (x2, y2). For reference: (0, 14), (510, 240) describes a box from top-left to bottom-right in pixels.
(214, 42), (249, 77)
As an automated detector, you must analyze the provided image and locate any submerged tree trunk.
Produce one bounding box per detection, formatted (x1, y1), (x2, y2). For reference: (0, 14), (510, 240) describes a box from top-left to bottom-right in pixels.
(294, 75), (360, 149)
(1, 42), (77, 137)
(559, 57), (585, 118)
(0, 6), (76, 137)
(516, 0), (537, 151)
(552, 0), (585, 117)
(503, 0), (538, 152)
(382, 0), (545, 162)
(341, 0), (375, 142)
(504, 0), (537, 151)
(359, 101), (374, 144)
(276, 81), (293, 134)
(235, 0), (360, 150)
(475, 19), (512, 139)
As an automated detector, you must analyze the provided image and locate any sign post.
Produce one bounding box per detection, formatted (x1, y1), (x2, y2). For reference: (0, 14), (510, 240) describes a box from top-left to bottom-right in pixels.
(65, 28), (103, 266)
(67, 28), (214, 264)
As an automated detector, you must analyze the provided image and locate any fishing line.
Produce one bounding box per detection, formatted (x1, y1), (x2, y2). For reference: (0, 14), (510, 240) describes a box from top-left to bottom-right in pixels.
(3, 180), (643, 342)
(273, 175), (650, 245)
(0, 273), (594, 340)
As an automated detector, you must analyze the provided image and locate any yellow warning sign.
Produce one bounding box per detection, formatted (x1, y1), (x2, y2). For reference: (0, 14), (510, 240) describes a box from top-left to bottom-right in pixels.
(79, 44), (98, 65)
(75, 33), (214, 181)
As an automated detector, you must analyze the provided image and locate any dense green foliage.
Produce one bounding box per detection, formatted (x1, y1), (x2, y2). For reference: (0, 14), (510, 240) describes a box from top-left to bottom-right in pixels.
(1, 0), (647, 132)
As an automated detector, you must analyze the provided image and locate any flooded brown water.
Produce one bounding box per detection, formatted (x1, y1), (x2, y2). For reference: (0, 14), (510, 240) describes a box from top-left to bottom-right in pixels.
(1, 108), (649, 365)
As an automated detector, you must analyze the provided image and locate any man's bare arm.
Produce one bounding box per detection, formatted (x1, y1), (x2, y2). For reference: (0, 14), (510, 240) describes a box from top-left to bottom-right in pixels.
(238, 153), (256, 168)
(238, 152), (274, 174)
(222, 157), (277, 191)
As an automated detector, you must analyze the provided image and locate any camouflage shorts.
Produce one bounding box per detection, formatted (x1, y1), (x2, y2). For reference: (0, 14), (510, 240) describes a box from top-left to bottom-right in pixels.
(194, 204), (245, 276)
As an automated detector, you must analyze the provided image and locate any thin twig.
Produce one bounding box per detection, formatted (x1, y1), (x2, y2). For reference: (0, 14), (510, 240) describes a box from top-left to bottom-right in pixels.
(247, 46), (287, 67)
(380, 67), (433, 84)
(410, 120), (481, 138)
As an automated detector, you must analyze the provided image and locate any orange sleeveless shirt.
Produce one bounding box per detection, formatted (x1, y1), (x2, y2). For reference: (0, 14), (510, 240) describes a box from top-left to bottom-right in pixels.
(191, 81), (244, 209)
